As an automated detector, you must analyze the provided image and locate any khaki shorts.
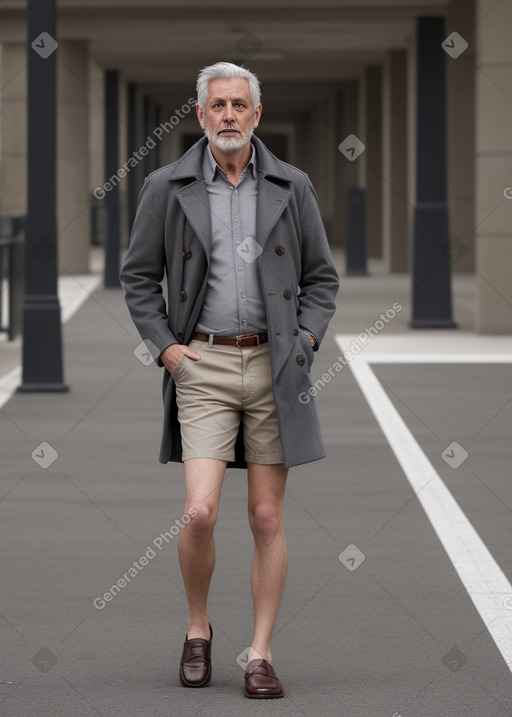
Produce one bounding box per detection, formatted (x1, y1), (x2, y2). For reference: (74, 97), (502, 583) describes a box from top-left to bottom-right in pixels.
(172, 339), (284, 464)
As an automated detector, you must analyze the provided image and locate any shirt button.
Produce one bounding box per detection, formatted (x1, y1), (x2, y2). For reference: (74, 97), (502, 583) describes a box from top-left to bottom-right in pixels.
(238, 266), (244, 271)
(234, 215), (239, 219)
(234, 190), (238, 194)
(236, 240), (240, 245)
(242, 319), (247, 324)
(241, 293), (246, 298)
(283, 289), (292, 300)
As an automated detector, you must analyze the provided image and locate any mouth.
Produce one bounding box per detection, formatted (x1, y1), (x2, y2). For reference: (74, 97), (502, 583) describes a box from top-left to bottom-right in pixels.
(219, 129), (240, 135)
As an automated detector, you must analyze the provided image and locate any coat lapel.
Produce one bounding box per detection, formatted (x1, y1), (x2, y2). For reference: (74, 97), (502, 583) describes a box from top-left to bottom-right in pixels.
(256, 178), (290, 249)
(176, 181), (212, 261)
(169, 134), (294, 256)
(252, 134), (292, 249)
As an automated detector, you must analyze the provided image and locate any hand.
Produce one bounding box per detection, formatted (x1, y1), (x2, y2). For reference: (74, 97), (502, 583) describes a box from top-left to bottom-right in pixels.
(160, 343), (201, 375)
(301, 328), (316, 348)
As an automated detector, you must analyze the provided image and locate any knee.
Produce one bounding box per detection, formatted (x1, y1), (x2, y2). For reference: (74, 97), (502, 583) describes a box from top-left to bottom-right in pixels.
(184, 503), (217, 540)
(249, 502), (282, 541)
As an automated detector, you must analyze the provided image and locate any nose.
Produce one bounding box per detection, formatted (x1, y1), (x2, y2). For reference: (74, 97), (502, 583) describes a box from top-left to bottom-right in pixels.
(223, 101), (235, 123)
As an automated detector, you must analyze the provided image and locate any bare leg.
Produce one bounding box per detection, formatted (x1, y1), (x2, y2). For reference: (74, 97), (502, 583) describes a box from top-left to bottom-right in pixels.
(247, 462), (288, 664)
(178, 457), (227, 639)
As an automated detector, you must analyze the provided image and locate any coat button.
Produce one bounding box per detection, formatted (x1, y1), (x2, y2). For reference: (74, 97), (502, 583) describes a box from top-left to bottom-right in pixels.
(182, 249), (192, 260)
(276, 245), (285, 256)
(283, 289), (292, 300)
(293, 329), (298, 335)
(178, 333), (184, 342)
(179, 290), (187, 302)
(296, 354), (305, 366)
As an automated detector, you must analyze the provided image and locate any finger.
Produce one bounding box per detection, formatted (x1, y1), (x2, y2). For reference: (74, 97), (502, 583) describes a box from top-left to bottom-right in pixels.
(186, 349), (201, 360)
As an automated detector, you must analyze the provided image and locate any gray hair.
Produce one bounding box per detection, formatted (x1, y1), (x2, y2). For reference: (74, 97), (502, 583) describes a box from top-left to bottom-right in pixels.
(196, 62), (261, 110)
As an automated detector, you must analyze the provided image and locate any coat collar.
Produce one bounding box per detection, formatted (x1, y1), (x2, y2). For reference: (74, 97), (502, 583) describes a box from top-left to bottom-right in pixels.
(167, 134), (291, 183)
(171, 135), (292, 260)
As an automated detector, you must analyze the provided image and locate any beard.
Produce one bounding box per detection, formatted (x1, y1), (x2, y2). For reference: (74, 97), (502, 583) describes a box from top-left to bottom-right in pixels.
(205, 126), (253, 154)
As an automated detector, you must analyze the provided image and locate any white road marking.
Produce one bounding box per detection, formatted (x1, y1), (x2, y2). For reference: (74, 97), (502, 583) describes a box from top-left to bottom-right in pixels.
(362, 353), (512, 364)
(335, 335), (512, 671)
(0, 365), (22, 410)
(0, 274), (101, 409)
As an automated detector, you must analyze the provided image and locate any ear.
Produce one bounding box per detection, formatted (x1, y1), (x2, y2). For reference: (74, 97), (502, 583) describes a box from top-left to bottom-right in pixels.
(253, 103), (262, 130)
(196, 103), (206, 130)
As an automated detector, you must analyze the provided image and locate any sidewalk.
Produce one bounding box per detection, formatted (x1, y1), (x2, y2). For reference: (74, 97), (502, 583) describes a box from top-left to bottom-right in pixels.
(1, 249), (512, 716)
(0, 246), (478, 384)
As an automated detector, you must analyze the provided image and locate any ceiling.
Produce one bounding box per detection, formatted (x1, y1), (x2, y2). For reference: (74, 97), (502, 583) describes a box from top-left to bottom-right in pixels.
(0, 1), (455, 84)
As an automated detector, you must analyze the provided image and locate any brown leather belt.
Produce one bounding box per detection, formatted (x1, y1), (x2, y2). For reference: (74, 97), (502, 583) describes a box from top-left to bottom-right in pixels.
(191, 331), (268, 348)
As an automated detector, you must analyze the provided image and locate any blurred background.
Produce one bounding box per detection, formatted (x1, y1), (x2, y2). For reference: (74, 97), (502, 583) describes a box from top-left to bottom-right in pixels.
(1, 0), (511, 375)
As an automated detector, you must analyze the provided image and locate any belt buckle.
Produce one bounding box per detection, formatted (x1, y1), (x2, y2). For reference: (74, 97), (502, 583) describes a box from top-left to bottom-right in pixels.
(235, 333), (259, 348)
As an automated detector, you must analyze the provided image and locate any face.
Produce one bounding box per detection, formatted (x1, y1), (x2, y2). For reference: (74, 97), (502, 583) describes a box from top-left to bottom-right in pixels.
(196, 77), (262, 155)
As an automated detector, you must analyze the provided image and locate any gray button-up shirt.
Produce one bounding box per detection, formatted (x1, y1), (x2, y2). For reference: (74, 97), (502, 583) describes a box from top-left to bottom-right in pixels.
(194, 142), (267, 337)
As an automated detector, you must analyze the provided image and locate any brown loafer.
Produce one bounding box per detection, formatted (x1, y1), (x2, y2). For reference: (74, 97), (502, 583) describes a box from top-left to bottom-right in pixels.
(244, 658), (284, 699)
(179, 623), (213, 687)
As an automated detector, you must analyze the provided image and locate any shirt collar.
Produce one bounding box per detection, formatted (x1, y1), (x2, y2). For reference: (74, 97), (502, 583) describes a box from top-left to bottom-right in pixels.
(203, 141), (257, 182)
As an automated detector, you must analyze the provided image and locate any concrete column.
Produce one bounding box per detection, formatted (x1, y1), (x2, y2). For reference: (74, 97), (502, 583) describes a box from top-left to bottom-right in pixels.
(0, 43), (27, 214)
(364, 65), (383, 258)
(475, 0), (512, 332)
(57, 41), (90, 275)
(446, 0), (475, 273)
(382, 50), (408, 272)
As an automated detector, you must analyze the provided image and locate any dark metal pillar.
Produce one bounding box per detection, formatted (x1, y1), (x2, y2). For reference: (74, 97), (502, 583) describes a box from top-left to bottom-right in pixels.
(104, 70), (120, 288)
(333, 90), (346, 249)
(127, 82), (139, 233)
(365, 65), (383, 259)
(410, 17), (457, 328)
(143, 95), (151, 178)
(346, 187), (367, 275)
(155, 105), (162, 169)
(343, 80), (368, 276)
(18, 0), (68, 392)
(143, 95), (159, 177)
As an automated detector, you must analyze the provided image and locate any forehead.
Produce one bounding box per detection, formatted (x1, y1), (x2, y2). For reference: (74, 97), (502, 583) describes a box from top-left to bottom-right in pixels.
(206, 77), (253, 104)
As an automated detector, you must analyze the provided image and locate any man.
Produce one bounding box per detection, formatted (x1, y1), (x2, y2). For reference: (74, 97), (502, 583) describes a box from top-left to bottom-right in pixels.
(120, 61), (339, 699)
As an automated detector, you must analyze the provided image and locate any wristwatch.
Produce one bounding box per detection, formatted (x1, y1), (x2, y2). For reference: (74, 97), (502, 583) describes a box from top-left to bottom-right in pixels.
(299, 326), (319, 352)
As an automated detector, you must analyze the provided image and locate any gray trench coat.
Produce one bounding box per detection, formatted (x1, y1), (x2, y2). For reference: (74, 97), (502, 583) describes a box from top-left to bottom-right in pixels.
(120, 135), (339, 469)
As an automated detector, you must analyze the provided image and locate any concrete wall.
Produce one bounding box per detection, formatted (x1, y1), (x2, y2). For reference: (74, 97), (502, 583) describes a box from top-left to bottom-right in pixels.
(475, 0), (512, 332)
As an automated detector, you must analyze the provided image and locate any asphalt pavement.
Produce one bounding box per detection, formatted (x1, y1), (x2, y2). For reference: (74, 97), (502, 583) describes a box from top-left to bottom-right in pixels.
(1, 252), (512, 716)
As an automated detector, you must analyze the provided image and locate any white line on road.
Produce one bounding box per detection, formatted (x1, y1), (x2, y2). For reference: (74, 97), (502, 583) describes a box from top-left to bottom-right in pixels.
(361, 353), (512, 364)
(335, 336), (512, 672)
(0, 273), (101, 409)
